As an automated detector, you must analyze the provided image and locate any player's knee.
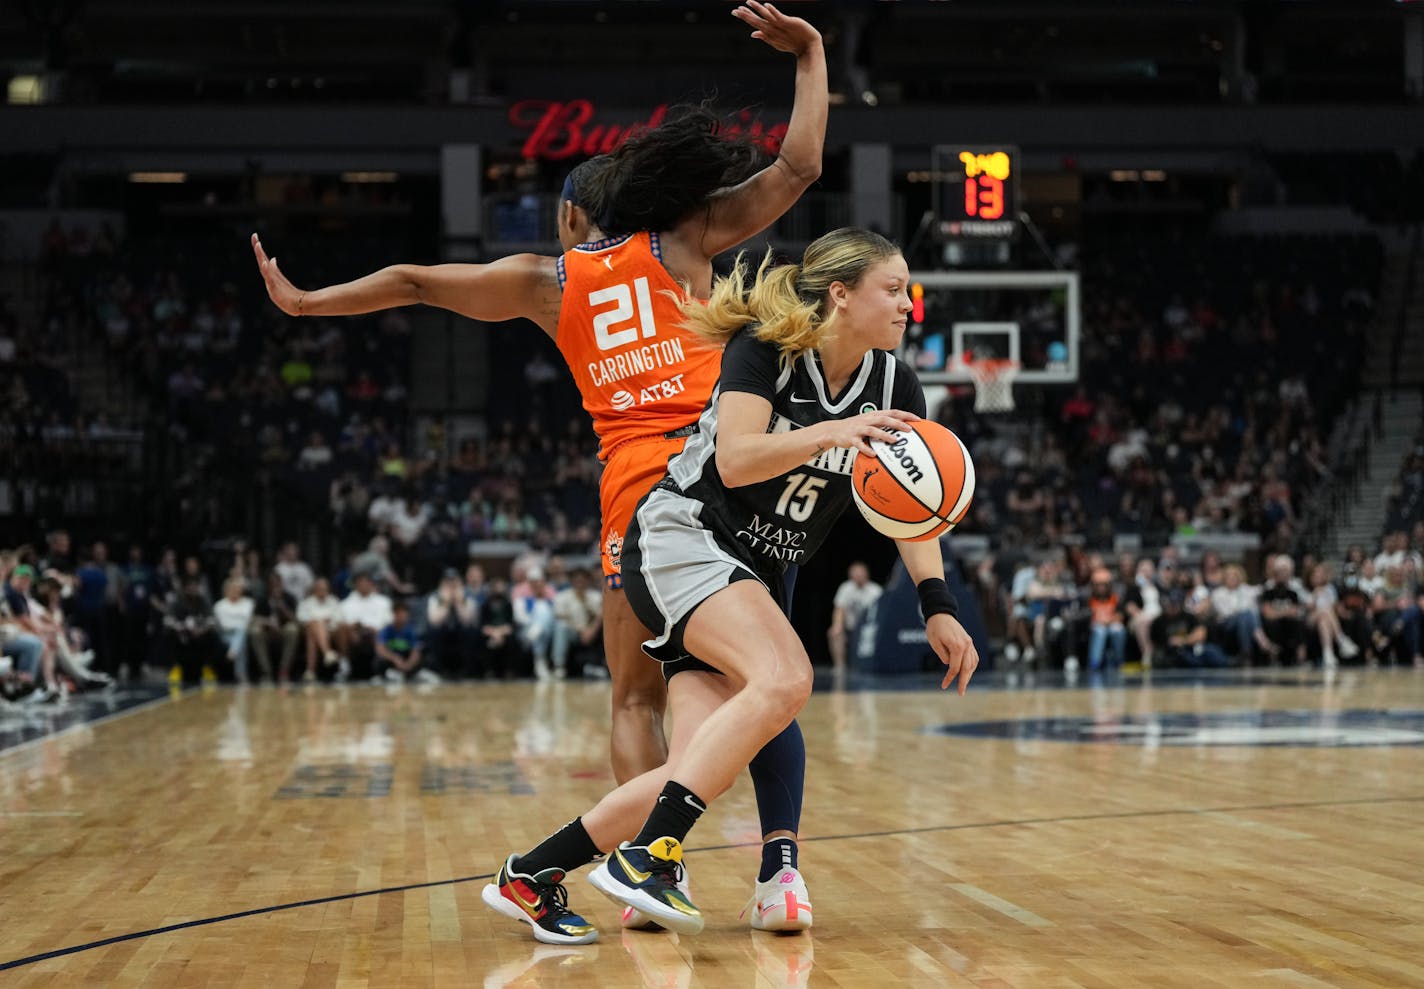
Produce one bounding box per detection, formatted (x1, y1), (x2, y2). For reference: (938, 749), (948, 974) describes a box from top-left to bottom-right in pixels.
(752, 659), (813, 726)
(612, 682), (666, 717)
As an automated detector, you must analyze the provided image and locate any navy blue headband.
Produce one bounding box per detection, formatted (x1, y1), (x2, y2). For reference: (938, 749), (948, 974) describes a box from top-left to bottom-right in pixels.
(561, 173), (582, 209)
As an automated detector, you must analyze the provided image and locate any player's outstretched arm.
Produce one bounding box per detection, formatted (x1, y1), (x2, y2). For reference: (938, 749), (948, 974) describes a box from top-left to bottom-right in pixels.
(251, 234), (563, 336)
(895, 537), (979, 695)
(694, 2), (827, 257)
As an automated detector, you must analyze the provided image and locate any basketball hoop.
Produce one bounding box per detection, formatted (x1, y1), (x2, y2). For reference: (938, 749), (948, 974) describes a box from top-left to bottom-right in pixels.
(962, 358), (1018, 413)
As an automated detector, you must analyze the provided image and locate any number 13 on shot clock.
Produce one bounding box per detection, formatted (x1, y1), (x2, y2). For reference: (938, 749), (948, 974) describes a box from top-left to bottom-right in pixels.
(937, 145), (1019, 241)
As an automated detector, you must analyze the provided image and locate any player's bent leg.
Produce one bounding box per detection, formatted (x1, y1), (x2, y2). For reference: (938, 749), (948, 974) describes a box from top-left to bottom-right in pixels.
(487, 670), (733, 943)
(670, 581), (814, 804)
(590, 587), (811, 935)
(604, 588), (669, 784)
(587, 669), (734, 934)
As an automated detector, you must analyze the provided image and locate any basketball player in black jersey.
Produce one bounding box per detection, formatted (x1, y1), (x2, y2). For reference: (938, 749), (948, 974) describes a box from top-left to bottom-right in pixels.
(483, 227), (978, 943)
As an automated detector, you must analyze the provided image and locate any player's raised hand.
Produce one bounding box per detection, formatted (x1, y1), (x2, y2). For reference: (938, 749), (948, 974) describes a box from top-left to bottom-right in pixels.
(251, 233), (305, 317)
(732, 2), (821, 58)
(926, 613), (979, 695)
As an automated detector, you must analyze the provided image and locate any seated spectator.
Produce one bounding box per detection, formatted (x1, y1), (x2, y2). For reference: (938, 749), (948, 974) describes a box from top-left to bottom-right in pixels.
(463, 563), (489, 610)
(164, 577), (223, 685)
(553, 567), (603, 679)
(1085, 567), (1126, 671)
(28, 575), (112, 690)
(273, 541), (315, 601)
(425, 568), (479, 678)
(251, 572), (300, 682)
(1335, 570), (1374, 664)
(1021, 558), (1079, 669)
(1305, 563), (1359, 668)
(1371, 564), (1421, 666)
(213, 578), (257, 682)
(1150, 591), (1230, 668)
(828, 561), (882, 673)
(2, 561), (56, 702)
(1208, 564), (1268, 662)
(1, 605), (44, 701)
(480, 576), (519, 679)
(1258, 555), (1309, 665)
(118, 545), (157, 682)
(1003, 559), (1038, 665)
(352, 535), (413, 595)
(296, 431), (333, 471)
(296, 577), (348, 682)
(515, 567), (557, 680)
(388, 494), (430, 555)
(375, 600), (438, 684)
(339, 572), (394, 681)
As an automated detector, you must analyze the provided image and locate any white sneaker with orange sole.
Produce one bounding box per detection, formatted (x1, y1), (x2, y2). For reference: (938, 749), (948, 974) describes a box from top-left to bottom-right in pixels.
(743, 867), (812, 932)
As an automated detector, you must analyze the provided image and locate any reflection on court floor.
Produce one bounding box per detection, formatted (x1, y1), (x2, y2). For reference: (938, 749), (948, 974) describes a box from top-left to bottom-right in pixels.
(3, 672), (1422, 986)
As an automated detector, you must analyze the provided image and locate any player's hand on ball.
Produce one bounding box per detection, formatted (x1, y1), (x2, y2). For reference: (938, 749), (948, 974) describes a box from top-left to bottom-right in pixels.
(732, 2), (822, 57)
(927, 613), (978, 695)
(251, 233), (305, 317)
(813, 409), (919, 457)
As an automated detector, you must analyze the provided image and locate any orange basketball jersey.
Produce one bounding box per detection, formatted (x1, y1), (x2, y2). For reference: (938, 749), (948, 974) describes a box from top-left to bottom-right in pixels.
(555, 231), (721, 459)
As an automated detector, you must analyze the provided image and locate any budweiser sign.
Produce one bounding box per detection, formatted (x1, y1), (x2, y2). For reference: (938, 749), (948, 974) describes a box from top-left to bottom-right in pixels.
(509, 99), (789, 161)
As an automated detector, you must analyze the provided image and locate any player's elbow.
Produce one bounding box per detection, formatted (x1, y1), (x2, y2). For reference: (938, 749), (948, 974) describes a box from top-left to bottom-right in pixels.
(778, 154), (822, 190)
(714, 449), (754, 489)
(389, 264), (426, 306)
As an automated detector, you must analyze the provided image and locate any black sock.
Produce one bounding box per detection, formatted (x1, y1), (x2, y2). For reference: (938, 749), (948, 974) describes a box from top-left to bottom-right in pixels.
(758, 837), (798, 882)
(633, 781), (707, 848)
(514, 817), (602, 877)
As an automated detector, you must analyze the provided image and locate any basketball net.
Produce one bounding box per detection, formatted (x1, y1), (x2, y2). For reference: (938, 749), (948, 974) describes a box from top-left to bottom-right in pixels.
(962, 358), (1018, 413)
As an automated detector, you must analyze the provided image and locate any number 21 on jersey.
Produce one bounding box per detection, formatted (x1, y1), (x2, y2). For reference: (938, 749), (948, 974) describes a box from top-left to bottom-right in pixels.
(590, 277), (657, 352)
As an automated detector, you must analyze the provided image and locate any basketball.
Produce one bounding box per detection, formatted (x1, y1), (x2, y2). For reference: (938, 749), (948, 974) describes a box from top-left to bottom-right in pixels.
(850, 421), (975, 541)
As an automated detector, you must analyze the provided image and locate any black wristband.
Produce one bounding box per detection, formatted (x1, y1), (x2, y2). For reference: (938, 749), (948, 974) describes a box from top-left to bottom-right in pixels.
(917, 577), (959, 620)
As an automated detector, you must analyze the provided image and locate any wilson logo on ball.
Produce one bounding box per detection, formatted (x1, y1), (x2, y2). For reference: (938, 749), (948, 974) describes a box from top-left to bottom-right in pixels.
(850, 420), (975, 542)
(884, 433), (925, 484)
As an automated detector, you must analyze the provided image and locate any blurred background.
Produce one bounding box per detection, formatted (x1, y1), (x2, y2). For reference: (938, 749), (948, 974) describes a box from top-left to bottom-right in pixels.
(1, 0), (1421, 684)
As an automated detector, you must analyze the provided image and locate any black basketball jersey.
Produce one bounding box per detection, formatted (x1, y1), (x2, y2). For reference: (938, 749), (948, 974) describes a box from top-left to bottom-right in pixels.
(661, 328), (927, 575)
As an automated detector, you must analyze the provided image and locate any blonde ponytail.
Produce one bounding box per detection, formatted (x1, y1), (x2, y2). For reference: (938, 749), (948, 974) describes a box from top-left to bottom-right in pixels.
(678, 228), (901, 360)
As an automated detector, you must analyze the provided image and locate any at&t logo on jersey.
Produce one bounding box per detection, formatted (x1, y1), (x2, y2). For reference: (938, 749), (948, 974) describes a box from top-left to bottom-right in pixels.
(610, 373), (687, 410)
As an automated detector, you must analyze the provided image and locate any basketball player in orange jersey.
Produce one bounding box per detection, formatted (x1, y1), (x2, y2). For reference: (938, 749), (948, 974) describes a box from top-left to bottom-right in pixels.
(253, 0), (825, 934)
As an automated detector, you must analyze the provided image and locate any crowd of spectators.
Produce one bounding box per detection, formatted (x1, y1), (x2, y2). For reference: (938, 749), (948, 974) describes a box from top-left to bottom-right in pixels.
(981, 526), (1423, 675)
(5, 218), (1407, 690)
(938, 232), (1382, 560)
(23, 220), (606, 582)
(1, 528), (608, 704)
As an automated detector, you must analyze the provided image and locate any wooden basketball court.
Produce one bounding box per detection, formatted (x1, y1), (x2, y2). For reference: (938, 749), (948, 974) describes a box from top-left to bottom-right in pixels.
(3, 669), (1422, 987)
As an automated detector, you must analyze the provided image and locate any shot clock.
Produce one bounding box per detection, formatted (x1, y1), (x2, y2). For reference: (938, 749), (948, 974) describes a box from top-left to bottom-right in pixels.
(933, 145), (1020, 241)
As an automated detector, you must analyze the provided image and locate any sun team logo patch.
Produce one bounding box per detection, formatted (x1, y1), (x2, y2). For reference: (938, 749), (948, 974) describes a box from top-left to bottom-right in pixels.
(604, 528), (624, 567)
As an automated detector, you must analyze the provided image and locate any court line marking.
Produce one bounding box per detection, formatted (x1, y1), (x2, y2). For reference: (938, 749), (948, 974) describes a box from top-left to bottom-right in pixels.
(947, 883), (1053, 928)
(3, 791), (1421, 972)
(0, 691), (173, 761)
